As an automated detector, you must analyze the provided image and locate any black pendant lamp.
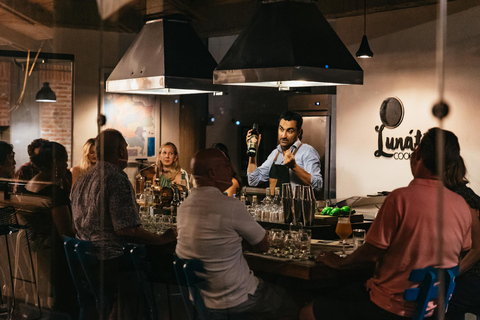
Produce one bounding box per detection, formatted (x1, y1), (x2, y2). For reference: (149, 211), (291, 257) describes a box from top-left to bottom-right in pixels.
(36, 82), (56, 102)
(356, 0), (373, 58)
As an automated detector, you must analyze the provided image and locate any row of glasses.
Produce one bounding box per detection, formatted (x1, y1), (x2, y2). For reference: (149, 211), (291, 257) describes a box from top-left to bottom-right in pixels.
(267, 228), (312, 259)
(140, 213), (176, 235)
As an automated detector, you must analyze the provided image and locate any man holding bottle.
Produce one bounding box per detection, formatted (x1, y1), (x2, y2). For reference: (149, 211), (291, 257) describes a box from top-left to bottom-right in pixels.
(246, 110), (323, 192)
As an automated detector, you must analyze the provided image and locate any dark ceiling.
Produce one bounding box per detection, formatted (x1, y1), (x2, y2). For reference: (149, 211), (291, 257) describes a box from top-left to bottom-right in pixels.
(0, 0), (458, 51)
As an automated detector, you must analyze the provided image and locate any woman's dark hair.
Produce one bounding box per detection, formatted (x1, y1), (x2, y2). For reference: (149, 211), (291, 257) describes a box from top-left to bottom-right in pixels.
(27, 138), (49, 157)
(31, 141), (68, 172)
(212, 142), (242, 188)
(212, 143), (230, 160)
(444, 156), (469, 189)
(419, 127), (460, 176)
(0, 141), (14, 165)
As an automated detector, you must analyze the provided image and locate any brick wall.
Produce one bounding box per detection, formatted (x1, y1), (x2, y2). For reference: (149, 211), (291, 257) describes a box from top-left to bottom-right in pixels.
(0, 61), (11, 126)
(39, 64), (73, 161)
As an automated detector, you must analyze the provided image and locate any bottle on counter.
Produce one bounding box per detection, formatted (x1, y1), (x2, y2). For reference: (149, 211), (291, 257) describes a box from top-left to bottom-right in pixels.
(153, 178), (162, 206)
(135, 175), (145, 195)
(171, 187), (180, 216)
(249, 195), (259, 220)
(180, 172), (188, 196)
(142, 181), (154, 216)
(242, 186), (251, 206)
(262, 188), (272, 206)
(273, 187), (281, 206)
(252, 195), (258, 207)
(246, 123), (259, 157)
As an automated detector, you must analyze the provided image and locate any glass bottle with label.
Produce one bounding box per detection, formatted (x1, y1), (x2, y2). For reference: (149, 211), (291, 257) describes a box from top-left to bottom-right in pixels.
(246, 123), (259, 157)
(171, 187), (180, 216)
(180, 172), (188, 196)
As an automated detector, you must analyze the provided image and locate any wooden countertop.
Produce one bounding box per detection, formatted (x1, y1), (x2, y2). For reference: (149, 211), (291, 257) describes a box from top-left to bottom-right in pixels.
(244, 242), (374, 281)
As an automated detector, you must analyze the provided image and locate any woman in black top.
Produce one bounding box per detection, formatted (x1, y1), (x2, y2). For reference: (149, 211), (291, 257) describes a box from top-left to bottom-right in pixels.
(445, 156), (480, 319)
(212, 142), (242, 197)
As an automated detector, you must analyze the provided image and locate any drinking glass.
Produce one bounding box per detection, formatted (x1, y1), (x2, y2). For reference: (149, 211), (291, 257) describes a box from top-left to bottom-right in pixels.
(281, 183), (293, 224)
(353, 229), (366, 249)
(299, 229), (312, 259)
(270, 229), (285, 257)
(284, 231), (300, 259)
(335, 217), (352, 258)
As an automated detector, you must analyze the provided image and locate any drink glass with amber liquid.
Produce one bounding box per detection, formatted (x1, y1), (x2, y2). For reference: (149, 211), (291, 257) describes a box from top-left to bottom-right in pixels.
(335, 217), (352, 258)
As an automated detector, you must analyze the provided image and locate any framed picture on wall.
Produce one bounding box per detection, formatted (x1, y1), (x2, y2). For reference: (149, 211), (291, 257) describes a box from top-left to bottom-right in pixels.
(100, 68), (160, 162)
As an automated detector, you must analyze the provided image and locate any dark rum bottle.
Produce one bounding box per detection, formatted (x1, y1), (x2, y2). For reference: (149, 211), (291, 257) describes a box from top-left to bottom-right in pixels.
(246, 123), (259, 157)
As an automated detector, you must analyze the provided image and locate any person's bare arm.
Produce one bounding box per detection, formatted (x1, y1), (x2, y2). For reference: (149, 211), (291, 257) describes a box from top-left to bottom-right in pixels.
(283, 150), (312, 185)
(52, 205), (75, 238)
(249, 232), (269, 253)
(459, 208), (480, 274)
(225, 178), (240, 197)
(316, 242), (385, 270)
(70, 167), (81, 189)
(116, 226), (177, 245)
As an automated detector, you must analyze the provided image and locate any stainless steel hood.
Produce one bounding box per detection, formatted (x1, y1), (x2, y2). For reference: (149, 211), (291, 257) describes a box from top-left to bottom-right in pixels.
(213, 0), (363, 90)
(106, 18), (223, 95)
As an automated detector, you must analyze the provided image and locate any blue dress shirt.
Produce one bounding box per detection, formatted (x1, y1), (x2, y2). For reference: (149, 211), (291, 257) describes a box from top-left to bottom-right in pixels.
(247, 139), (323, 191)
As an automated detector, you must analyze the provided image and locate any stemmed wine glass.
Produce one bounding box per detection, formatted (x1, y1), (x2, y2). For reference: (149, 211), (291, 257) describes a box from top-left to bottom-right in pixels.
(335, 217), (352, 258)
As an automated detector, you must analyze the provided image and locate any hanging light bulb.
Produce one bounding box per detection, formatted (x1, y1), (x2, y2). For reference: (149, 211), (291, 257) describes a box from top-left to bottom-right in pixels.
(356, 0), (374, 58)
(35, 82), (56, 102)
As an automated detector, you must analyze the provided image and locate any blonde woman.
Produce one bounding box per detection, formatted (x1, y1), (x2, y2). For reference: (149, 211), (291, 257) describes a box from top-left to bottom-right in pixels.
(70, 138), (96, 187)
(155, 142), (190, 190)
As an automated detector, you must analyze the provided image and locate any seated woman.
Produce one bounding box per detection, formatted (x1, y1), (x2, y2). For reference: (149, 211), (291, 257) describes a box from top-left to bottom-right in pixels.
(212, 142), (241, 197)
(154, 142), (190, 191)
(70, 138), (96, 188)
(23, 141), (77, 317)
(445, 156), (480, 319)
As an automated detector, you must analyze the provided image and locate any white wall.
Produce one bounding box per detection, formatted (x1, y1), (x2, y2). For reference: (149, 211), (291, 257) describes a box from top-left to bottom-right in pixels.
(334, 2), (480, 198)
(53, 28), (136, 166)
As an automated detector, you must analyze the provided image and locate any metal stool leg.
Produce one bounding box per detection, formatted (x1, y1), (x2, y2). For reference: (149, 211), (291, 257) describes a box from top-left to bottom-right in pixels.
(4, 234), (15, 319)
(12, 229), (42, 319)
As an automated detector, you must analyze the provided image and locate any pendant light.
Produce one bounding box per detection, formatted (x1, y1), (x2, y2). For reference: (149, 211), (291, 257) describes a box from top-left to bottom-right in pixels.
(35, 82), (56, 102)
(356, 0), (373, 58)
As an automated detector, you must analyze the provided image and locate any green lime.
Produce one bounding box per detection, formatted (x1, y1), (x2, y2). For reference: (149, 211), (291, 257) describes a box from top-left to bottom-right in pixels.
(321, 207), (332, 215)
(330, 207), (341, 216)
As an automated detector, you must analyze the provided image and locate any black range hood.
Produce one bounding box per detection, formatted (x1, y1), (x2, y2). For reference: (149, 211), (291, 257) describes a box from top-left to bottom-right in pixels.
(213, 0), (363, 90)
(106, 18), (223, 95)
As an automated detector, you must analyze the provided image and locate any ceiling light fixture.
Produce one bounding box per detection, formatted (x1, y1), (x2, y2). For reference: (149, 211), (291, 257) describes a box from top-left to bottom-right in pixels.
(213, 0), (363, 89)
(36, 82), (57, 102)
(106, 18), (224, 95)
(356, 0), (374, 59)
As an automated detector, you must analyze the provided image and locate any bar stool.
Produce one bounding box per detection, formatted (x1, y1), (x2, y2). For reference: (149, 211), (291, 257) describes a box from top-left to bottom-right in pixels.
(404, 265), (459, 320)
(63, 236), (111, 320)
(124, 243), (158, 320)
(0, 206), (41, 319)
(173, 254), (199, 320)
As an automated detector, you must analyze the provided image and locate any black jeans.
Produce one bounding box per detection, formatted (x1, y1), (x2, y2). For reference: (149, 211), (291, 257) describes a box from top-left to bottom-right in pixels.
(445, 272), (480, 320)
(312, 282), (420, 320)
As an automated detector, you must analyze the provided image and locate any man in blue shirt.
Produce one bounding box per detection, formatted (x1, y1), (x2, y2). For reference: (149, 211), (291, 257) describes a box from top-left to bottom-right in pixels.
(247, 111), (323, 193)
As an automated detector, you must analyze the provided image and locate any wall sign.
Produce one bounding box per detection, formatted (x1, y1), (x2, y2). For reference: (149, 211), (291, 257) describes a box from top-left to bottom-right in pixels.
(374, 97), (422, 160)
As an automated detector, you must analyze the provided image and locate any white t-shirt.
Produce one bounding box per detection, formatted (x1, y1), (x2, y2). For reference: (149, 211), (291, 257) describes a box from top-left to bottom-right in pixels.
(175, 186), (266, 309)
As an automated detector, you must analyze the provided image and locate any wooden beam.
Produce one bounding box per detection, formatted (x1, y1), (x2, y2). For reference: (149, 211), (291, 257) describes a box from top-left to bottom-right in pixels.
(0, 24), (45, 51)
(0, 0), (53, 26)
